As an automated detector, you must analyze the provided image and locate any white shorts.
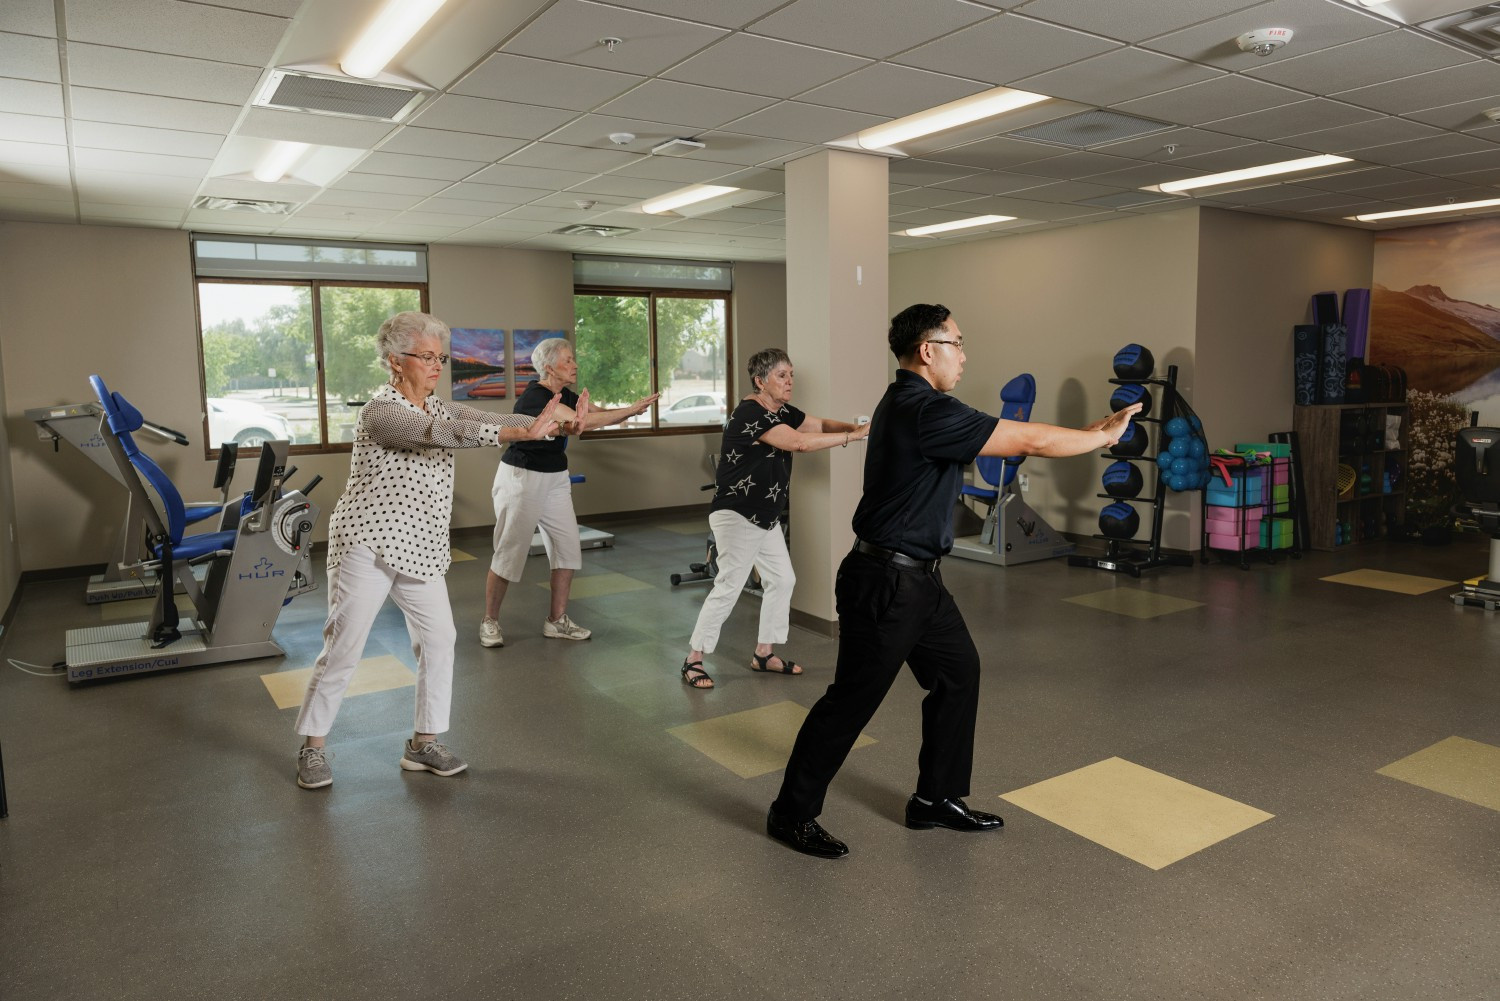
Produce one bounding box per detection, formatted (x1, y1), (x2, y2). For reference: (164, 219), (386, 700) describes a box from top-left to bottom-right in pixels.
(490, 464), (582, 581)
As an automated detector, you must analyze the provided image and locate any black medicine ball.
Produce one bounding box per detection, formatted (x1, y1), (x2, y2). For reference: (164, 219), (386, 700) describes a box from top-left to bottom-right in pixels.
(1113, 343), (1154, 380)
(1113, 421), (1148, 456)
(1109, 383), (1153, 417)
(1099, 501), (1140, 539)
(1102, 460), (1143, 498)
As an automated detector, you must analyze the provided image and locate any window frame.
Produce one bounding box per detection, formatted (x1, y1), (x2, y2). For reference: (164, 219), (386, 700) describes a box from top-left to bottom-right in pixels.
(572, 284), (734, 440)
(193, 276), (429, 458)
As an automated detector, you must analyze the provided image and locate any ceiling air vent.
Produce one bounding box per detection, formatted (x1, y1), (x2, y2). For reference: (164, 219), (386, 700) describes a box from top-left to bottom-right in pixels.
(553, 224), (637, 237)
(1418, 5), (1500, 55)
(193, 196), (296, 214)
(253, 68), (427, 122)
(1007, 110), (1172, 149)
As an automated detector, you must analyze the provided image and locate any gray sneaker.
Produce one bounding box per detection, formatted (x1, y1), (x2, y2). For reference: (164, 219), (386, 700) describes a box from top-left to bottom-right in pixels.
(296, 746), (332, 789)
(543, 613), (591, 641)
(400, 740), (468, 777)
(479, 617), (504, 648)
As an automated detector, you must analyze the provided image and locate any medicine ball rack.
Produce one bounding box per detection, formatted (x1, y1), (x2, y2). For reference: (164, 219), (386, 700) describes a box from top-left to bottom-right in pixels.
(1069, 363), (1194, 578)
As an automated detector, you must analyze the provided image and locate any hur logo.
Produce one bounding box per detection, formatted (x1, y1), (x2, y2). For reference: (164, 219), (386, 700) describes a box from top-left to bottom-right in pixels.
(1016, 516), (1036, 538)
(240, 555), (285, 580)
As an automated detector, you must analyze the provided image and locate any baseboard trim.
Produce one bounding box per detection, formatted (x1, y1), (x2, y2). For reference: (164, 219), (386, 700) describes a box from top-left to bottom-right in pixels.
(790, 606), (838, 639)
(19, 563), (105, 584)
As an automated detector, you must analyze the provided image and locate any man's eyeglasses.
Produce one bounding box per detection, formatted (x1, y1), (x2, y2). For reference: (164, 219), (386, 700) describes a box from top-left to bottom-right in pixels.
(400, 351), (450, 366)
(926, 338), (964, 350)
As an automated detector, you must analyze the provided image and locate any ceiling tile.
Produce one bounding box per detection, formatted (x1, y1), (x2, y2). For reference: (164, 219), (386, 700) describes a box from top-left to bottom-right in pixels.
(294, 204), (399, 223)
(333, 173), (452, 196)
(1350, 178), (1483, 201)
(0, 165), (72, 189)
(751, 0), (994, 59)
(719, 101), (883, 144)
(1281, 117), (1440, 154)
(502, 0), (727, 74)
(410, 95), (578, 140)
(888, 159), (990, 186)
(313, 189), (427, 211)
(443, 181), (554, 203)
(1346, 133), (1497, 166)
(712, 166), (786, 191)
(888, 187), (980, 208)
(468, 163), (598, 189)
(198, 177), (316, 202)
(1113, 75), (1304, 126)
(356, 152), (487, 182)
(593, 0), (789, 29)
(79, 203), (186, 223)
(892, 14), (1120, 87)
(597, 79), (775, 130)
(1333, 59), (1500, 116)
(451, 53), (644, 112)
(663, 34), (871, 99)
(948, 193), (1129, 221)
(1297, 165), (1426, 192)
(608, 156), (740, 183)
(1015, 150), (1143, 179)
(1017, 47), (1222, 106)
(0, 0), (55, 36)
(0, 78), (63, 117)
(390, 210), (482, 228)
(503, 142), (643, 172)
(921, 135), (1065, 171)
(672, 131), (813, 166)
(0, 139), (68, 168)
(72, 121), (224, 158)
(797, 63), (989, 118)
(1084, 161), (1211, 188)
(66, 43), (260, 105)
(1403, 147), (1500, 176)
(64, 0), (287, 65)
(567, 174), (683, 198)
(531, 192), (636, 210)
(1092, 126), (1248, 160)
(239, 109), (397, 148)
(1169, 141), (1314, 173)
(75, 167), (202, 202)
(1244, 31), (1474, 93)
(69, 88), (237, 132)
(545, 112), (705, 150)
(1405, 97), (1500, 132)
(1141, 0), (1395, 67)
(1021, 0), (1265, 43)
(415, 197), (512, 216)
(1, 31), (59, 83)
(0, 111), (66, 144)
(999, 179), (1131, 203)
(73, 147), (209, 178)
(927, 169), (1057, 195)
(1202, 99), (1382, 142)
(379, 128), (528, 162)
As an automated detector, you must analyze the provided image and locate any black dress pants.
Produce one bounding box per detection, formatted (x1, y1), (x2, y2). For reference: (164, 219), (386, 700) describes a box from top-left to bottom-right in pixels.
(772, 548), (982, 821)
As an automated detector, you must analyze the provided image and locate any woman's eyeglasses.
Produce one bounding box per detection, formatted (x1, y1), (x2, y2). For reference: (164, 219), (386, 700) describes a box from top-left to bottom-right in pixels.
(400, 352), (450, 366)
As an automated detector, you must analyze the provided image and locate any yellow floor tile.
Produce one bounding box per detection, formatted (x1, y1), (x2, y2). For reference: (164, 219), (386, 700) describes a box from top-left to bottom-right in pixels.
(1064, 588), (1204, 619)
(668, 700), (875, 779)
(99, 596), (196, 622)
(543, 572), (654, 599)
(259, 655), (415, 710)
(1320, 569), (1454, 594)
(450, 547), (477, 562)
(1000, 757), (1274, 870)
(1377, 736), (1500, 812)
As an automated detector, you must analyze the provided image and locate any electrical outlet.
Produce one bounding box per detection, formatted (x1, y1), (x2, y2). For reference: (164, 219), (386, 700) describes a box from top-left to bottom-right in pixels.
(1018, 473), (1030, 492)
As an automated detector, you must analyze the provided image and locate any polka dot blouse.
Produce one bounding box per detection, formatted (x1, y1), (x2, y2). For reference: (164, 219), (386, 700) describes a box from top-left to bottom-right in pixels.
(325, 383), (536, 580)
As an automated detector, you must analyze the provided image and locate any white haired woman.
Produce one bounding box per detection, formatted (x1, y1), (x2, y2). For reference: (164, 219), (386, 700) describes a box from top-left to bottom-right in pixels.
(481, 336), (656, 647)
(681, 348), (870, 689)
(293, 311), (564, 790)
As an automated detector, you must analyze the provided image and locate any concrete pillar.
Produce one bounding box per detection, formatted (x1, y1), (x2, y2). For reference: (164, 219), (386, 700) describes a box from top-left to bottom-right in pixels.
(783, 148), (890, 632)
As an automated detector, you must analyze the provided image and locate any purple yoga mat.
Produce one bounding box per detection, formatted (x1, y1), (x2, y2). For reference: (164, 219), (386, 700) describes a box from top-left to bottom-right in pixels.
(1343, 288), (1370, 359)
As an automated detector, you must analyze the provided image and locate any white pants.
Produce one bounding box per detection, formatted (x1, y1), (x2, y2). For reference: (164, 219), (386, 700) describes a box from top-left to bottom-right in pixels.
(295, 545), (456, 738)
(490, 465), (582, 582)
(689, 509), (795, 653)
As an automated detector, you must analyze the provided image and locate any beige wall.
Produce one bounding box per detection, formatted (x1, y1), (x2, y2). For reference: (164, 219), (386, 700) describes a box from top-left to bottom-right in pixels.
(1194, 207), (1375, 446)
(0, 317), (18, 614)
(891, 208), (1203, 546)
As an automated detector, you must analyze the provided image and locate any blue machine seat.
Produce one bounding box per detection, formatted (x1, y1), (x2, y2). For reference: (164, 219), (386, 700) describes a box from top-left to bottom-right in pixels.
(963, 373), (1037, 501)
(90, 375), (238, 564)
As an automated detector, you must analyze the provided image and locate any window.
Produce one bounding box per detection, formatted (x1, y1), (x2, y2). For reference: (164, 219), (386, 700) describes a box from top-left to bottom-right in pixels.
(572, 256), (732, 434)
(193, 235), (427, 454)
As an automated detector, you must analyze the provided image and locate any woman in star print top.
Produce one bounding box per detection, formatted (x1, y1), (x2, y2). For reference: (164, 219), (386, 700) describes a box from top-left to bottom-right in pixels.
(680, 348), (871, 690)
(293, 311), (564, 790)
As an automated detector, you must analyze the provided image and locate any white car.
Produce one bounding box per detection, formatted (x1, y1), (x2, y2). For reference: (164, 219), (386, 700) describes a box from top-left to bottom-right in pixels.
(206, 397), (295, 448)
(661, 392), (727, 425)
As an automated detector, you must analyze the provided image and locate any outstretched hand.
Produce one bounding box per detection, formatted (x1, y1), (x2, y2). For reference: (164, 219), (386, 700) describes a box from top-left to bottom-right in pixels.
(566, 388), (591, 434)
(849, 419), (872, 442)
(1091, 402), (1142, 446)
(523, 392), (565, 440)
(627, 392), (660, 418)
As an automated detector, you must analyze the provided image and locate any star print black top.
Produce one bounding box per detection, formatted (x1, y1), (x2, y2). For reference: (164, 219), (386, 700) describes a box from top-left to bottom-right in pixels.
(709, 398), (806, 529)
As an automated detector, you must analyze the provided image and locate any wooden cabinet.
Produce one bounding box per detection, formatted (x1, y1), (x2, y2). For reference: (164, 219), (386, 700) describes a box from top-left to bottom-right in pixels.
(1293, 403), (1408, 550)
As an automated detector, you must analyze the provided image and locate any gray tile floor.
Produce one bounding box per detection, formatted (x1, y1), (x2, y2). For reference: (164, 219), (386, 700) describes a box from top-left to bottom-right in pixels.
(2, 520), (1499, 1000)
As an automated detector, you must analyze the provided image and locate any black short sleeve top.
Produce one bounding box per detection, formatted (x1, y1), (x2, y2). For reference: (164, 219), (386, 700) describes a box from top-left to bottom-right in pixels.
(709, 398), (806, 529)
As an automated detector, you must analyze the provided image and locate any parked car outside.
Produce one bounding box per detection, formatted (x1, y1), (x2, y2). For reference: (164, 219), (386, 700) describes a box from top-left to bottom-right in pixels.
(206, 397), (295, 448)
(661, 392), (727, 425)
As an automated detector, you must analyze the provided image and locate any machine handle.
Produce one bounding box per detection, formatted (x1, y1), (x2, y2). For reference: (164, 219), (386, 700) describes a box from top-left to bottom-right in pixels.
(140, 419), (190, 446)
(301, 474), (323, 496)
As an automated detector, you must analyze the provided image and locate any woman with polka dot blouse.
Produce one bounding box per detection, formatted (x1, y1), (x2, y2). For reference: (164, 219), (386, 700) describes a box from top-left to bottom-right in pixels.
(293, 311), (564, 790)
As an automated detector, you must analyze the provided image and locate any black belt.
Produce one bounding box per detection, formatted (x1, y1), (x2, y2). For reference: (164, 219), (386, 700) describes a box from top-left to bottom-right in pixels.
(854, 539), (940, 573)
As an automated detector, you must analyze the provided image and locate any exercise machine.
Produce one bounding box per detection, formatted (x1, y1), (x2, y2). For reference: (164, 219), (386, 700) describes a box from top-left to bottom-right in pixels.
(63, 376), (321, 682)
(670, 453), (778, 596)
(1451, 423), (1500, 610)
(26, 400), (236, 602)
(951, 374), (1075, 567)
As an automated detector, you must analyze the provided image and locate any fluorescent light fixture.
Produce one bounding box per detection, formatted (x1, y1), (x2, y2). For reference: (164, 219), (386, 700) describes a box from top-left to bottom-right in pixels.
(855, 87), (1050, 150)
(252, 141), (310, 183)
(342, 0), (449, 79)
(640, 184), (739, 215)
(1153, 154), (1352, 194)
(1348, 197), (1500, 222)
(903, 214), (1015, 237)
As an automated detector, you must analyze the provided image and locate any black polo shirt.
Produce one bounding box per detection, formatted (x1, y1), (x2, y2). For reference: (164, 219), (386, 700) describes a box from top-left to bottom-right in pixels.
(852, 369), (1000, 560)
(501, 381), (577, 473)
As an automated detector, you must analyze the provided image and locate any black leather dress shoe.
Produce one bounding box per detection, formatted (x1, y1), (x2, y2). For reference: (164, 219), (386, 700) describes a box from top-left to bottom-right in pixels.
(767, 808), (849, 859)
(905, 796), (1004, 832)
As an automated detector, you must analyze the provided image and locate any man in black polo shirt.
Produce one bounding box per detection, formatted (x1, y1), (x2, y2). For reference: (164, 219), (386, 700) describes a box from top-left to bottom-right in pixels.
(768, 303), (1142, 859)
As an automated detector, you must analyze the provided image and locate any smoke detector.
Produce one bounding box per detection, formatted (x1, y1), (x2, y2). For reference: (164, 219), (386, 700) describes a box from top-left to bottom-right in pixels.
(1237, 28), (1293, 56)
(1485, 108), (1500, 123)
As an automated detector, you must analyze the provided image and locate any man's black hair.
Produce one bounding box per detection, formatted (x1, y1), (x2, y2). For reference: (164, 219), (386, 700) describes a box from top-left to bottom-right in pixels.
(888, 303), (952, 360)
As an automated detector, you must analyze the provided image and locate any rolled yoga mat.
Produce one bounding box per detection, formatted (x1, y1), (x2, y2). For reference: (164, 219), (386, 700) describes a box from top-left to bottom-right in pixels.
(1319, 323), (1347, 405)
(1294, 324), (1319, 406)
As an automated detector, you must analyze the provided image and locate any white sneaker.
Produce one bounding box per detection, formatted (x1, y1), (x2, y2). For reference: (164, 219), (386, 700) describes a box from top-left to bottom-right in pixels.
(479, 617), (504, 648)
(543, 613), (591, 641)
